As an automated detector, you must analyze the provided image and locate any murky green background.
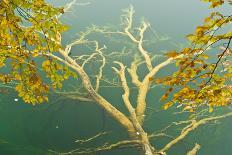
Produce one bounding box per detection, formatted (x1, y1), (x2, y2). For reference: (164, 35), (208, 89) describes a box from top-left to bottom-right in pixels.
(0, 0), (231, 155)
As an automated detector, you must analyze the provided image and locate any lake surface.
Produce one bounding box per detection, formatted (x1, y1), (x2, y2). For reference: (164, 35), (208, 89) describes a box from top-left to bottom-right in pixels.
(0, 0), (231, 155)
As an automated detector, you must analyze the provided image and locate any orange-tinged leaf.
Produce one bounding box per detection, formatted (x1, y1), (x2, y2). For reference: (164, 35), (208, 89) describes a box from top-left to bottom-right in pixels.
(165, 51), (178, 58)
(204, 16), (211, 23)
(163, 102), (174, 110)
(160, 93), (169, 101)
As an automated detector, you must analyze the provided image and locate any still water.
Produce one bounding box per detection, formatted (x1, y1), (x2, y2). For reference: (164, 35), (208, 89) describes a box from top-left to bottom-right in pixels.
(0, 0), (231, 155)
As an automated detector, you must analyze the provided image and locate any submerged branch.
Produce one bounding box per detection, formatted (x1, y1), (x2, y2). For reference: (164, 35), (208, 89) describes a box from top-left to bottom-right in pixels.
(186, 143), (200, 155)
(49, 139), (141, 155)
(160, 112), (232, 153)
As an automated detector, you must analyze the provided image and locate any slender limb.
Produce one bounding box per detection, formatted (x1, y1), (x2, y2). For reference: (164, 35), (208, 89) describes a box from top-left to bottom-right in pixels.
(127, 55), (142, 87)
(159, 112), (232, 153)
(57, 0), (90, 19)
(49, 139), (141, 155)
(93, 42), (106, 92)
(121, 6), (153, 71)
(186, 143), (200, 155)
(75, 131), (109, 144)
(149, 133), (174, 140)
(122, 6), (139, 43)
(137, 21), (153, 71)
(56, 93), (93, 102)
(112, 61), (136, 115)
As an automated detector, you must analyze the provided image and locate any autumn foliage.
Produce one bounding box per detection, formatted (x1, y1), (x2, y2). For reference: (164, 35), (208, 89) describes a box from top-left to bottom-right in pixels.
(157, 0), (232, 112)
(0, 0), (76, 104)
(0, 0), (231, 109)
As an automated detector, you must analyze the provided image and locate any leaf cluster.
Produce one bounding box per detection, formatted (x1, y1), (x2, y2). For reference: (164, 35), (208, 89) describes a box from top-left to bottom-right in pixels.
(157, 1), (232, 112)
(0, 0), (75, 104)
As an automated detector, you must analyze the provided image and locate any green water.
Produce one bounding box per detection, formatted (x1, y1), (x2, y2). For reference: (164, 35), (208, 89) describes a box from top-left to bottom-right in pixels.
(0, 0), (232, 155)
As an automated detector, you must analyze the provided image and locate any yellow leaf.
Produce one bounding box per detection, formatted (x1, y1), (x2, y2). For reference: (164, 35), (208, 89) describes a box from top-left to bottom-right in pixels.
(42, 60), (50, 68)
(209, 106), (214, 113)
(182, 105), (194, 112)
(165, 51), (178, 58)
(204, 16), (211, 23)
(186, 34), (197, 42)
(163, 102), (174, 110)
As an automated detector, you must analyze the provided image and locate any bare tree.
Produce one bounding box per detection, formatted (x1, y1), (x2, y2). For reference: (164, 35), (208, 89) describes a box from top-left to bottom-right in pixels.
(1, 1), (231, 154)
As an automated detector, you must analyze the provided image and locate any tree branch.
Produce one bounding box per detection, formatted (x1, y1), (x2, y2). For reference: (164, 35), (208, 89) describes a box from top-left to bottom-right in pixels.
(159, 112), (232, 153)
(186, 143), (200, 155)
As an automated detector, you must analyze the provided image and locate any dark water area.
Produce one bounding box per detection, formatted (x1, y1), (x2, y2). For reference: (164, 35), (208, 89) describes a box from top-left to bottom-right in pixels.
(0, 0), (232, 155)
